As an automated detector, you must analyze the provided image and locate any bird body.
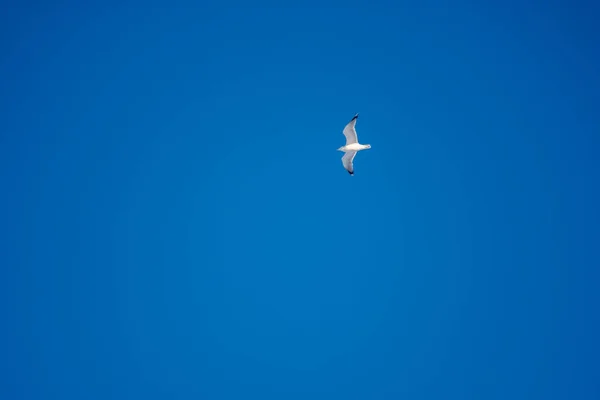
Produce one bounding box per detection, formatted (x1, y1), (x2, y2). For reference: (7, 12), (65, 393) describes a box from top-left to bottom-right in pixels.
(338, 143), (371, 152)
(337, 113), (371, 175)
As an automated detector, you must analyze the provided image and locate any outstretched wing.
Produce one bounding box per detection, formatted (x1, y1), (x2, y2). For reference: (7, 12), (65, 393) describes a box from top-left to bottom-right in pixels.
(342, 114), (359, 145)
(341, 151), (357, 175)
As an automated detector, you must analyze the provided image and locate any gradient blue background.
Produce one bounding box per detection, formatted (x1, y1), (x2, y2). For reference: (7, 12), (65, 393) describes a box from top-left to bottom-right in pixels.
(1, 1), (599, 399)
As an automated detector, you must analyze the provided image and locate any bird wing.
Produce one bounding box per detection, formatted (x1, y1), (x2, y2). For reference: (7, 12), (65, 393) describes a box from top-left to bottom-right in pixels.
(341, 151), (357, 175)
(342, 114), (359, 145)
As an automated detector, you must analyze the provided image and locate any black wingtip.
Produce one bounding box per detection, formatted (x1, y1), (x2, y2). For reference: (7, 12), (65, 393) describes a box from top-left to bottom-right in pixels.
(352, 113), (359, 120)
(348, 170), (354, 175)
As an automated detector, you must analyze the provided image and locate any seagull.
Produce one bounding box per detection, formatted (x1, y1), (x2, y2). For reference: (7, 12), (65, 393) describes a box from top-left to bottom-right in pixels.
(337, 113), (371, 175)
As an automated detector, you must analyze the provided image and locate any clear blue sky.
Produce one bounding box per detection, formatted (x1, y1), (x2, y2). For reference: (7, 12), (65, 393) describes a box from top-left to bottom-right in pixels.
(1, 1), (599, 399)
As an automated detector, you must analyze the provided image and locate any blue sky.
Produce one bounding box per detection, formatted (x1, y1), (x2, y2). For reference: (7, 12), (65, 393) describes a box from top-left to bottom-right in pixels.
(1, 1), (599, 399)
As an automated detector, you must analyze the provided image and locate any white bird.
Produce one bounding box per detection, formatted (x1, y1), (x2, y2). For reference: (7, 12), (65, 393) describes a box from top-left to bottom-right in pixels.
(337, 113), (371, 175)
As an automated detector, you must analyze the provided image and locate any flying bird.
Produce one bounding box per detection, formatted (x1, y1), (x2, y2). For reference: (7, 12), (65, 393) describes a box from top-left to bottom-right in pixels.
(337, 113), (371, 175)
